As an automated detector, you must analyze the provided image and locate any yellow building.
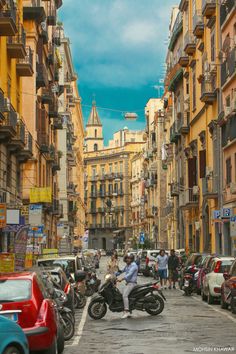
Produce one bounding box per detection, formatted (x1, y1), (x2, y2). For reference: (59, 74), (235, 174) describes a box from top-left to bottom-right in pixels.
(166, 0), (222, 254)
(84, 104), (145, 250)
(0, 0), (34, 251)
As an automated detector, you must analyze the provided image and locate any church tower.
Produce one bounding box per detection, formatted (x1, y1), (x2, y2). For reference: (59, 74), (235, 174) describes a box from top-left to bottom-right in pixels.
(85, 100), (104, 152)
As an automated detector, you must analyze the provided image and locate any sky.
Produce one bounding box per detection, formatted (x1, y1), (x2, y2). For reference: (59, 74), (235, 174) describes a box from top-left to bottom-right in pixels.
(59, 0), (177, 144)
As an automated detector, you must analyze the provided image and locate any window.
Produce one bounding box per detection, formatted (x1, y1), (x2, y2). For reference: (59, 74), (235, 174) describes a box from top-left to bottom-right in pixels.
(101, 165), (105, 176)
(186, 80), (189, 95)
(226, 158), (232, 185)
(199, 150), (206, 179)
(120, 181), (123, 193)
(92, 166), (96, 177)
(6, 153), (12, 188)
(94, 143), (98, 152)
(94, 129), (97, 138)
(109, 164), (112, 173)
(226, 95), (230, 108)
(114, 183), (118, 193)
(192, 67), (196, 110)
(120, 162), (123, 173)
(211, 30), (215, 62)
(114, 163), (118, 173)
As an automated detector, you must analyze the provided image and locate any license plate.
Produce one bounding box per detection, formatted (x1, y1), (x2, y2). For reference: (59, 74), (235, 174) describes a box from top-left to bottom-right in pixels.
(2, 313), (18, 322)
(184, 280), (189, 287)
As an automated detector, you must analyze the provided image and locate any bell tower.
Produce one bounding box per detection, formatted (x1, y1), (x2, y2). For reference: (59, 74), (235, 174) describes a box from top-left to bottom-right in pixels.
(85, 100), (104, 152)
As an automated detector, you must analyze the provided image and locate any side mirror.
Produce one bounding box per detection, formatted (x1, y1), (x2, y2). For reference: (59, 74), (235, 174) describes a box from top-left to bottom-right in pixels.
(223, 272), (230, 280)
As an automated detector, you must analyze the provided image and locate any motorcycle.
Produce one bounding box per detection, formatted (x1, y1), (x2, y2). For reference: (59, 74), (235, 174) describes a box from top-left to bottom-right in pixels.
(85, 271), (101, 296)
(183, 265), (199, 296)
(88, 274), (166, 320)
(71, 282), (87, 309)
(54, 289), (75, 341)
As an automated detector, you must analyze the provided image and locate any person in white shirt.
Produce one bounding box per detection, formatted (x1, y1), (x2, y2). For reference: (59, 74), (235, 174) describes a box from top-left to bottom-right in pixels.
(157, 249), (168, 289)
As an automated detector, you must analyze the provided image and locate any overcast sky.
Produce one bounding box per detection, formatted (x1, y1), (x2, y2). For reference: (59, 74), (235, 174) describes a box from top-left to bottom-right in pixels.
(60, 0), (177, 143)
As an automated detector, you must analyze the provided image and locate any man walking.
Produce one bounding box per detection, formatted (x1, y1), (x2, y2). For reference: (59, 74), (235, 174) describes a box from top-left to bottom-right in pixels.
(157, 249), (168, 289)
(168, 249), (179, 289)
(117, 254), (138, 319)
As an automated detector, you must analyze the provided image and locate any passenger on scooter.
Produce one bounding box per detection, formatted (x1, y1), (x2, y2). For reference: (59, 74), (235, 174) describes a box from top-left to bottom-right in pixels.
(117, 254), (138, 319)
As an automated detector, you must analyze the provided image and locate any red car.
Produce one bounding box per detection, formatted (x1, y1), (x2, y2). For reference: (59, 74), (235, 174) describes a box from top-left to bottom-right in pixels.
(221, 259), (236, 314)
(0, 271), (64, 354)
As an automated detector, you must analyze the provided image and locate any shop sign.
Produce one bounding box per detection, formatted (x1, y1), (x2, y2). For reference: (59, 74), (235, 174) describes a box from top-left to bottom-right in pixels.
(29, 204), (43, 226)
(0, 204), (6, 228)
(0, 253), (15, 272)
(30, 187), (52, 203)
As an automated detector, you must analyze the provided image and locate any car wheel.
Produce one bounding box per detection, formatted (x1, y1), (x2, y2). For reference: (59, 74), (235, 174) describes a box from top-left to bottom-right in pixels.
(3, 346), (21, 354)
(201, 289), (207, 301)
(207, 291), (214, 305)
(57, 324), (65, 354)
(220, 296), (228, 310)
(196, 288), (201, 295)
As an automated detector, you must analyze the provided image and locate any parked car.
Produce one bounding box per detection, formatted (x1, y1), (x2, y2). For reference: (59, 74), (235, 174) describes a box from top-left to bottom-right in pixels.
(41, 267), (75, 313)
(139, 250), (160, 276)
(221, 259), (236, 314)
(37, 254), (85, 279)
(179, 253), (205, 289)
(196, 254), (215, 295)
(202, 256), (234, 304)
(0, 315), (29, 354)
(0, 271), (64, 354)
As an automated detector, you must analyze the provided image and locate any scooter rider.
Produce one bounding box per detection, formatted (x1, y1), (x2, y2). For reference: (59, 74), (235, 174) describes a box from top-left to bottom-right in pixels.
(117, 254), (138, 319)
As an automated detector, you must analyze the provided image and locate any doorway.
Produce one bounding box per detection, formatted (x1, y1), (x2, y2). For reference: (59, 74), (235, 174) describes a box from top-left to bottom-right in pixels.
(102, 237), (106, 250)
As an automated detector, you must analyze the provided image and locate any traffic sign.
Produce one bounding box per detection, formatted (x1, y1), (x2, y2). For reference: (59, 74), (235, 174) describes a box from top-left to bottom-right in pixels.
(139, 232), (145, 244)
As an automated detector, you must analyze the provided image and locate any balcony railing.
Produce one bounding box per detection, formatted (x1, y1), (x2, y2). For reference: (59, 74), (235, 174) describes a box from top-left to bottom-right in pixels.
(0, 0), (17, 36)
(221, 48), (236, 87)
(36, 62), (49, 89)
(193, 10), (204, 38)
(202, 176), (218, 199)
(176, 112), (190, 134)
(220, 0), (235, 27)
(179, 188), (199, 208)
(202, 0), (216, 18)
(184, 31), (196, 55)
(7, 24), (26, 58)
(23, 0), (46, 22)
(0, 104), (17, 141)
(170, 121), (180, 143)
(200, 78), (217, 104)
(224, 98), (236, 120)
(90, 192), (97, 198)
(38, 132), (49, 153)
(178, 50), (189, 67)
(168, 12), (183, 51)
(16, 46), (33, 77)
(47, 1), (56, 26)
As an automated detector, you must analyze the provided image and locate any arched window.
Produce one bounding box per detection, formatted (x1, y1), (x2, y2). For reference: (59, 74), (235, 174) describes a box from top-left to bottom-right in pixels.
(94, 143), (98, 151)
(95, 129), (97, 138)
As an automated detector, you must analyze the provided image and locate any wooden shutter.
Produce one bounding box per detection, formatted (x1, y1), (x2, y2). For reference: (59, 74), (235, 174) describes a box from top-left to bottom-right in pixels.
(199, 150), (206, 178)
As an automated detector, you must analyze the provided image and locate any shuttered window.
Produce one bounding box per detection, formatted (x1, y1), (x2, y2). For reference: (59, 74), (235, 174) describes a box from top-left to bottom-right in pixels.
(188, 157), (197, 188)
(199, 150), (206, 178)
(226, 158), (232, 185)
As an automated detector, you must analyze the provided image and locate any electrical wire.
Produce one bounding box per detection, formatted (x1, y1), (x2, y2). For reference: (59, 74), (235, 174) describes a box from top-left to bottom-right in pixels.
(82, 104), (144, 114)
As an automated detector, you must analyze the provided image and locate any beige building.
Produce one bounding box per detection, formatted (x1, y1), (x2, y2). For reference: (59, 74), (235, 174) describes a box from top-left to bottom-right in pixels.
(84, 104), (145, 249)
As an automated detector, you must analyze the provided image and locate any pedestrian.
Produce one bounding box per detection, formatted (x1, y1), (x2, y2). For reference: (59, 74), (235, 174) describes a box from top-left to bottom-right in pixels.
(107, 254), (119, 275)
(156, 249), (168, 289)
(168, 249), (179, 289)
(117, 254), (138, 319)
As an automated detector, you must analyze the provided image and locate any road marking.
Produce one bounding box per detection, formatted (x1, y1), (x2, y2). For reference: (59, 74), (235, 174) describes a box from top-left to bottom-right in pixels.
(67, 297), (91, 347)
(178, 289), (236, 323)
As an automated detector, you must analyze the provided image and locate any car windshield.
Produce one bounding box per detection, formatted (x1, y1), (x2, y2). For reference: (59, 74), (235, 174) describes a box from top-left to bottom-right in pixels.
(0, 279), (31, 302)
(219, 260), (234, 273)
(38, 259), (75, 273)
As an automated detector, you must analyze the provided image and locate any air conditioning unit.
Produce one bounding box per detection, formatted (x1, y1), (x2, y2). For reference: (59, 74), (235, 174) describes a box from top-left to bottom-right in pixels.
(230, 183), (236, 195)
(193, 185), (200, 195)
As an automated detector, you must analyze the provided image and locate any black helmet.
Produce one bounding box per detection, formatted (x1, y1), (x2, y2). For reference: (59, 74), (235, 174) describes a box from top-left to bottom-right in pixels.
(127, 253), (135, 262)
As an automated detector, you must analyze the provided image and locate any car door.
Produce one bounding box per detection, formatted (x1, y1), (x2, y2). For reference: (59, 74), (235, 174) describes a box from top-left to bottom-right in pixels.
(225, 261), (236, 302)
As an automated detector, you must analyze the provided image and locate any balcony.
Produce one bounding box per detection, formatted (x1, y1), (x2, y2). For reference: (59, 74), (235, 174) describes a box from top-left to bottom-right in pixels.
(16, 46), (33, 77)
(176, 112), (190, 134)
(0, 89), (5, 120)
(179, 0), (188, 11)
(7, 24), (26, 58)
(90, 192), (97, 198)
(105, 222), (118, 229)
(66, 87), (73, 97)
(23, 0), (46, 23)
(52, 29), (61, 46)
(41, 87), (53, 105)
(36, 62), (49, 89)
(52, 152), (60, 173)
(202, 0), (216, 18)
(220, 0), (235, 27)
(17, 130), (33, 162)
(224, 99), (236, 120)
(98, 207), (106, 213)
(7, 118), (25, 152)
(221, 48), (236, 88)
(170, 122), (180, 143)
(52, 200), (63, 217)
(193, 10), (204, 38)
(202, 176), (218, 199)
(178, 50), (189, 67)
(0, 0), (17, 36)
(98, 191), (106, 198)
(52, 117), (63, 130)
(47, 2), (56, 26)
(168, 12), (183, 51)
(200, 78), (217, 104)
(184, 31), (196, 55)
(67, 182), (77, 196)
(179, 188), (199, 209)
(38, 131), (49, 153)
(170, 182), (180, 197)
(0, 105), (17, 142)
(49, 98), (59, 118)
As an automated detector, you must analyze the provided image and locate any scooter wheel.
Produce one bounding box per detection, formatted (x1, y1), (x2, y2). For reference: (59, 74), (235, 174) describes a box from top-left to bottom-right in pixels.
(77, 293), (86, 309)
(88, 301), (107, 320)
(61, 315), (75, 341)
(145, 295), (164, 316)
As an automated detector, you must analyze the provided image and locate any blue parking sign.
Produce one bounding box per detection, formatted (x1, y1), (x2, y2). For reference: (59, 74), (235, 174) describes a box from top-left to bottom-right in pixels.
(139, 232), (145, 244)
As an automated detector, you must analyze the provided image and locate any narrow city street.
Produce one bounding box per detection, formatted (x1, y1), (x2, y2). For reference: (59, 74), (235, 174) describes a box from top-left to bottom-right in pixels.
(64, 258), (236, 354)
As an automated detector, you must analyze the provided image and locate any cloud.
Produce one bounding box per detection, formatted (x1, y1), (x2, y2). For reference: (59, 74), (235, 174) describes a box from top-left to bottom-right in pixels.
(60, 0), (176, 89)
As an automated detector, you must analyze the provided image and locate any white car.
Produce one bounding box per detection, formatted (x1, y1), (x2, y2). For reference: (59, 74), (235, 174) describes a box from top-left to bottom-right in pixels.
(202, 256), (234, 304)
(139, 250), (160, 276)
